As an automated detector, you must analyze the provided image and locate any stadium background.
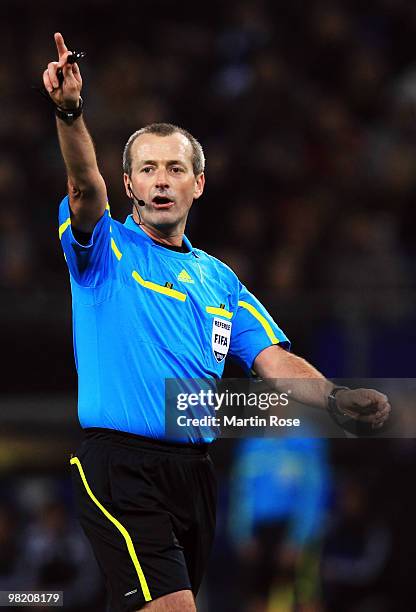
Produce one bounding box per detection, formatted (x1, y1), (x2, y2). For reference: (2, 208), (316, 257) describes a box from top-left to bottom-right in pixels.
(1, 1), (415, 610)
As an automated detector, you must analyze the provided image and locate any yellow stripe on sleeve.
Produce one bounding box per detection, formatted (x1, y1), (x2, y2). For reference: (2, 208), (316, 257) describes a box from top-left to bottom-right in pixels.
(59, 217), (71, 240)
(206, 306), (233, 319)
(238, 300), (280, 344)
(70, 457), (152, 602)
(132, 271), (187, 301)
(111, 238), (122, 260)
(60, 201), (110, 241)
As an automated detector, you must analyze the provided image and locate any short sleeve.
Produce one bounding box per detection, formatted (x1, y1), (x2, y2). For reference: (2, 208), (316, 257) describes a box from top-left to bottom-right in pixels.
(228, 283), (290, 372)
(58, 195), (113, 286)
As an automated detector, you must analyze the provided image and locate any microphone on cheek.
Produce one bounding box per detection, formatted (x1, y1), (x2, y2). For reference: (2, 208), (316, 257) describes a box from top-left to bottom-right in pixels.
(128, 184), (146, 207)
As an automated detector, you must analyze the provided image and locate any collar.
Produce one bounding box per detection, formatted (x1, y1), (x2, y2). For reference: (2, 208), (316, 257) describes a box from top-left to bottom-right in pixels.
(123, 214), (197, 257)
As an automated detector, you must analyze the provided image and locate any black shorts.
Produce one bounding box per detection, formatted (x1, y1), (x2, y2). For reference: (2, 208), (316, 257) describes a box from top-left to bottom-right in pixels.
(70, 428), (217, 612)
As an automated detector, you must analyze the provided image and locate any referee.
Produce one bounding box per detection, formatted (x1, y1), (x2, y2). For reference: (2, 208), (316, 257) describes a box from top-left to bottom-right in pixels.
(43, 33), (391, 612)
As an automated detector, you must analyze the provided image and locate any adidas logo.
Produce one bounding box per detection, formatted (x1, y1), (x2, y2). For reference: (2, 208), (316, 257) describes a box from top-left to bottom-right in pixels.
(177, 269), (194, 283)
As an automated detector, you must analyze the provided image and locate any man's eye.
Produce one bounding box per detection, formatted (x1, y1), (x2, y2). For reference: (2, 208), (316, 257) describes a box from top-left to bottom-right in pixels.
(141, 167), (153, 173)
(171, 167), (184, 173)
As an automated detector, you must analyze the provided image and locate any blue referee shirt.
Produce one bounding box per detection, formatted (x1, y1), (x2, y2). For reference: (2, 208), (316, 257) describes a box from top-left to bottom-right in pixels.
(58, 196), (290, 442)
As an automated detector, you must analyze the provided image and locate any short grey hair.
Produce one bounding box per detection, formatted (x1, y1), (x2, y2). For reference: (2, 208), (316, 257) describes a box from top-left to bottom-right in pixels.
(122, 122), (205, 177)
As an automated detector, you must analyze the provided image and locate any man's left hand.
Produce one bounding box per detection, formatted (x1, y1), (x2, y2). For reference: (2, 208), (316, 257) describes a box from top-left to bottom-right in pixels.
(335, 388), (391, 429)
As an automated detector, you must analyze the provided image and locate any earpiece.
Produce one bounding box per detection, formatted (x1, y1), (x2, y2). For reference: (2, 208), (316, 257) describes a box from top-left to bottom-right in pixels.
(128, 184), (145, 207)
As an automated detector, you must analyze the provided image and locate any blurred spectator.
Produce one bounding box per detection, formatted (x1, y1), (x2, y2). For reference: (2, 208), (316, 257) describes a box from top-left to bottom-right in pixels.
(19, 499), (103, 612)
(228, 437), (330, 611)
(0, 503), (22, 589)
(323, 210), (412, 322)
(321, 476), (392, 612)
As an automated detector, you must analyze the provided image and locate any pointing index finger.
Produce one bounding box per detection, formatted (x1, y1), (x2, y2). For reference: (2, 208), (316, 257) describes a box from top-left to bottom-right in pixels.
(54, 32), (68, 59)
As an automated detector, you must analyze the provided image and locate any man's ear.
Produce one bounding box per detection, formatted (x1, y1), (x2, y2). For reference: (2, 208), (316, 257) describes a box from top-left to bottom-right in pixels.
(123, 173), (132, 199)
(193, 173), (205, 200)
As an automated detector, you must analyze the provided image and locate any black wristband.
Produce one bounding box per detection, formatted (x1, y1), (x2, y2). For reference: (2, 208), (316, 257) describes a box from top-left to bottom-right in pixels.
(328, 386), (350, 418)
(55, 97), (84, 125)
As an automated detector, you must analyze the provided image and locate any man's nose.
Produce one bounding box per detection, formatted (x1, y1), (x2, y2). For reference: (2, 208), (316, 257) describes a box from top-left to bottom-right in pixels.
(154, 168), (169, 189)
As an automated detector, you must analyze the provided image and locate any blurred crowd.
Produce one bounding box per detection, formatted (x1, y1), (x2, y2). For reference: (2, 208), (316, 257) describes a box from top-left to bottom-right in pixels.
(1, 1), (416, 610)
(1, 1), (416, 296)
(2, 0), (416, 380)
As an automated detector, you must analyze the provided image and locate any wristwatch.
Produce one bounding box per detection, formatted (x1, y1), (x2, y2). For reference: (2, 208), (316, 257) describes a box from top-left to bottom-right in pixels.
(55, 97), (84, 125)
(327, 386), (350, 420)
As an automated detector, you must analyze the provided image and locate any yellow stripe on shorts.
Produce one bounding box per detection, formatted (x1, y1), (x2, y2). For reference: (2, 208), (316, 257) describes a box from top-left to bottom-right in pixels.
(70, 456), (152, 602)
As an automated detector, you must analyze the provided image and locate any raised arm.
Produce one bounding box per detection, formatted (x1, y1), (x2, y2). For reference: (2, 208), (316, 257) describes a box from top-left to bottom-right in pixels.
(43, 32), (107, 233)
